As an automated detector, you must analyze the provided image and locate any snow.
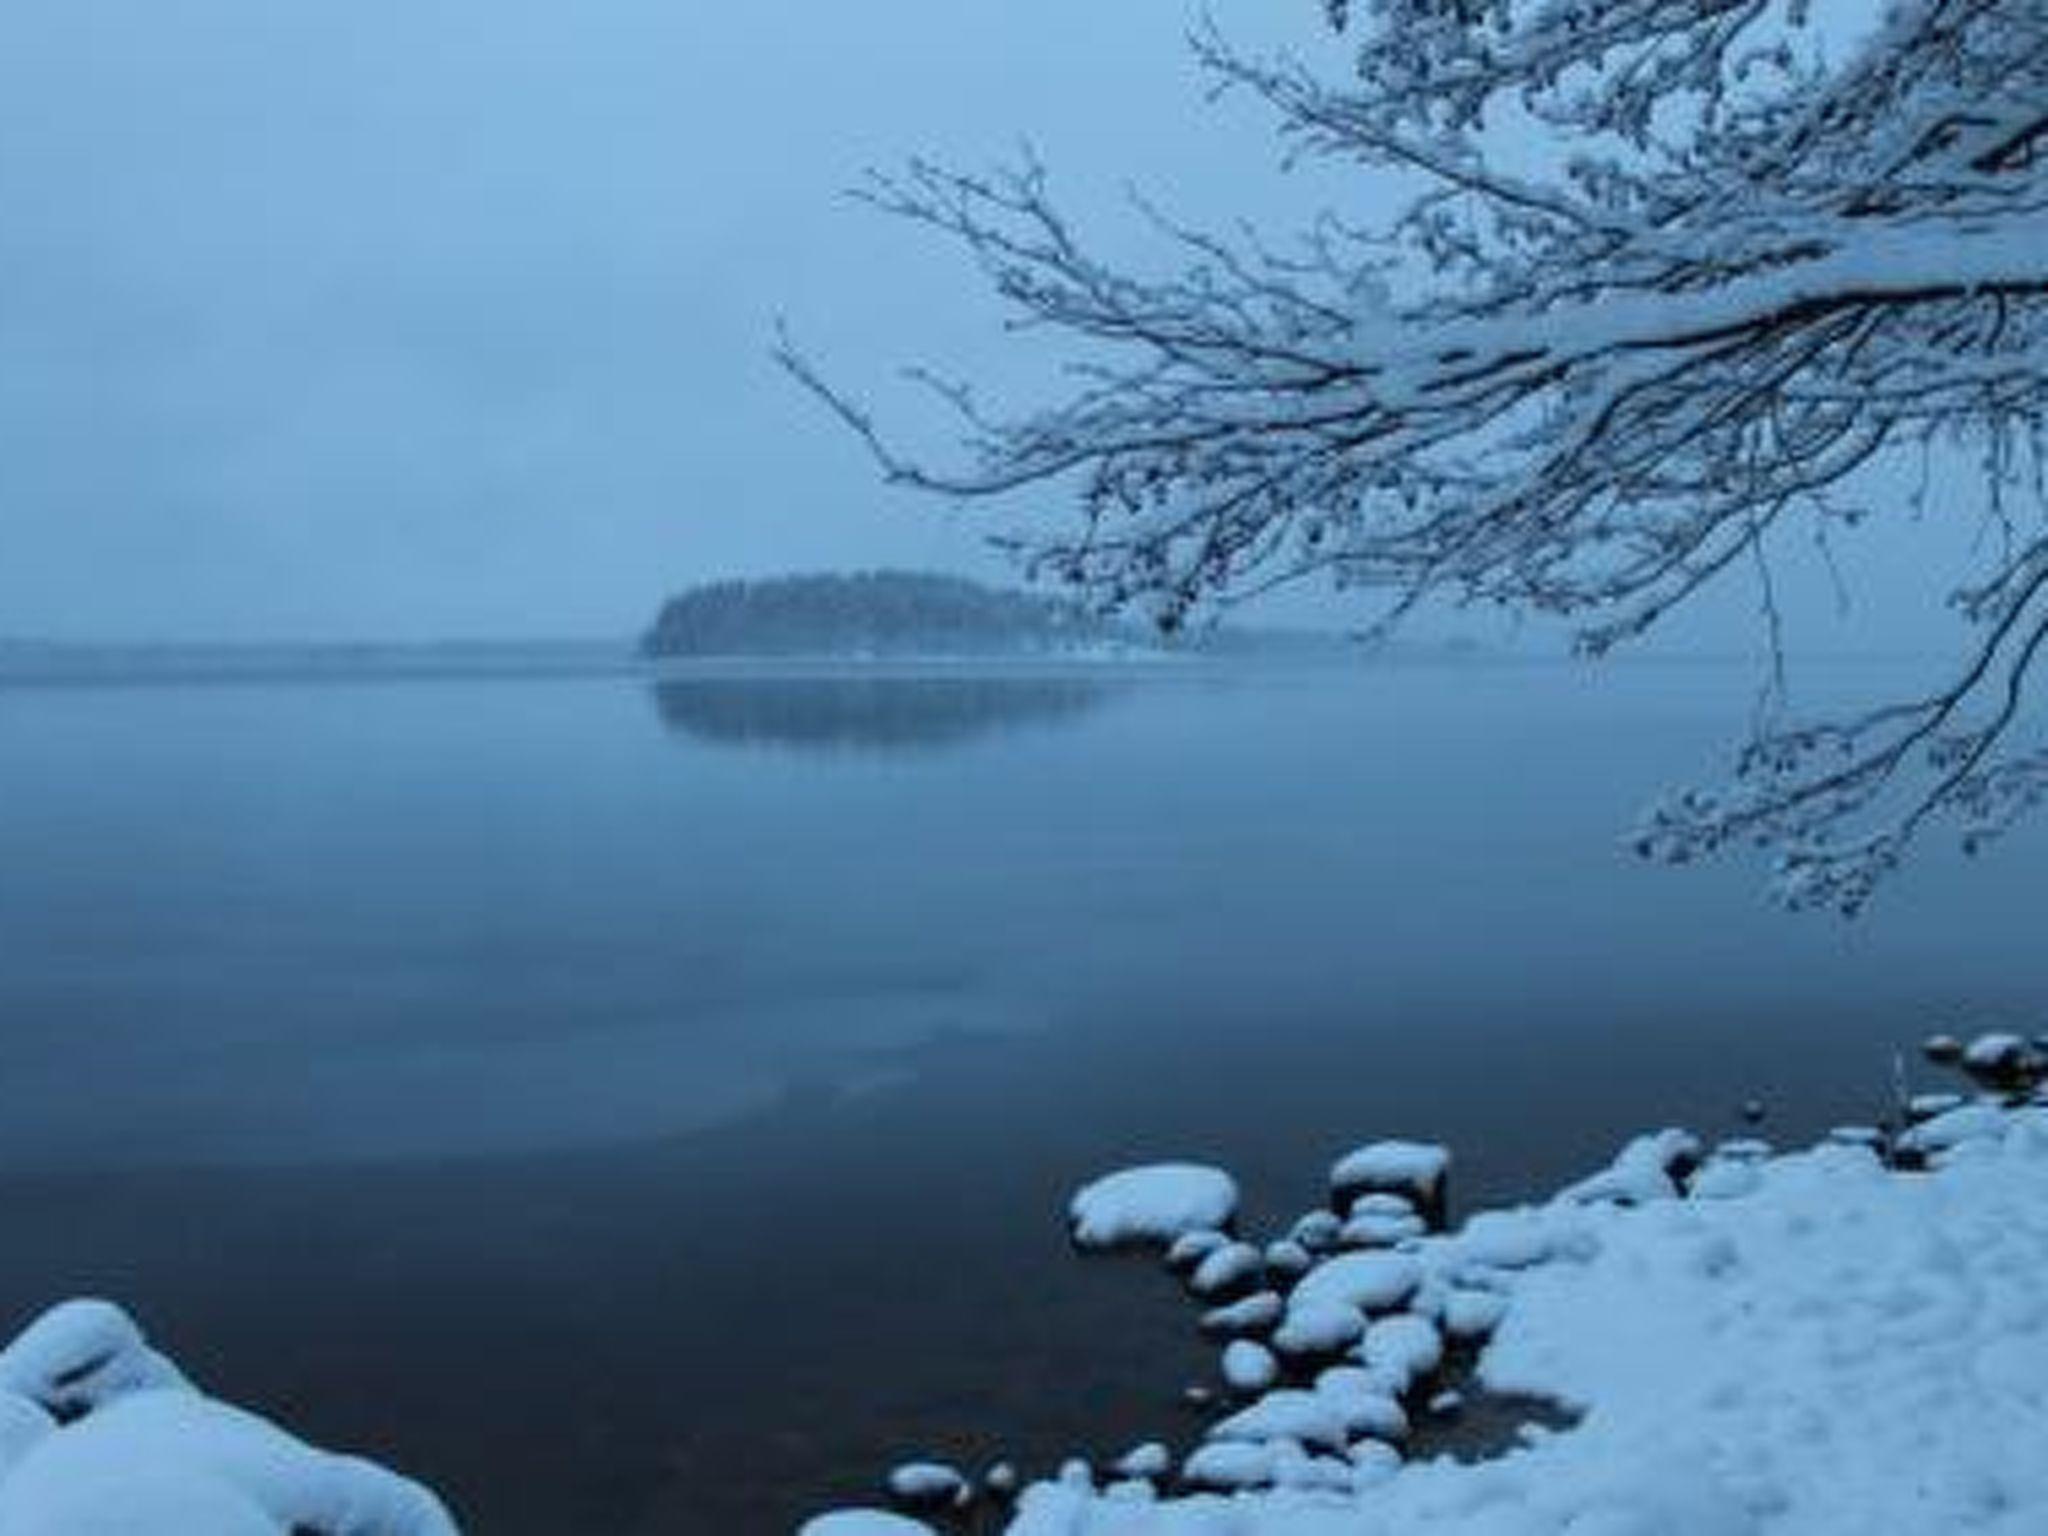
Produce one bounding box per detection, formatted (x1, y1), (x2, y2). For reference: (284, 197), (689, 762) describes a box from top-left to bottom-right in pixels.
(1963, 1031), (2029, 1069)
(1559, 1127), (1701, 1206)
(1201, 1292), (1283, 1338)
(1359, 1314), (1442, 1390)
(1270, 1302), (1365, 1359)
(1286, 1251), (1422, 1316)
(1071, 1166), (1240, 1250)
(1221, 1341), (1280, 1395)
(1166, 1230), (1230, 1271)
(800, 1515), (936, 1536)
(1211, 1390), (1350, 1453)
(0, 1375), (454, 1536)
(1329, 1141), (1450, 1205)
(988, 1097), (2048, 1535)
(1113, 1444), (1172, 1481)
(1188, 1243), (1264, 1299)
(0, 1300), (188, 1420)
(884, 1461), (969, 1511)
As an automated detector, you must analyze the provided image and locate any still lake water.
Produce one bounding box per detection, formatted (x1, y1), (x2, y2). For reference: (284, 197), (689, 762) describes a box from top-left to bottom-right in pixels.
(0, 654), (2042, 1531)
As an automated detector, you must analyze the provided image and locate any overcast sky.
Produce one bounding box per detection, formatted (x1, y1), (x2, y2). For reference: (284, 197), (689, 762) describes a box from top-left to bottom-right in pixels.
(0, 1), (1983, 657)
(0, 1), (1352, 641)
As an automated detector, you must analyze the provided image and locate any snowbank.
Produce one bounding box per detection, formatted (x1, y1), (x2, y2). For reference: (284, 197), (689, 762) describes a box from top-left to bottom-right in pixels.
(0, 1302), (455, 1534)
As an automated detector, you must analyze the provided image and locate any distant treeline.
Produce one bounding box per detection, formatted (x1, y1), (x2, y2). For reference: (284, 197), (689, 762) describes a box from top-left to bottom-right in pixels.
(640, 572), (1129, 658)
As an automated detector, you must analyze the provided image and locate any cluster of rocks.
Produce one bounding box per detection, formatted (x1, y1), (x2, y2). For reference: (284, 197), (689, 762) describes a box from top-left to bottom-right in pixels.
(807, 1027), (2048, 1534)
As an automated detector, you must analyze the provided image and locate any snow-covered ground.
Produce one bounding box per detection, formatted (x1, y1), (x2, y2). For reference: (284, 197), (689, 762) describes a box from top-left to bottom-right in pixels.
(813, 1035), (2048, 1535)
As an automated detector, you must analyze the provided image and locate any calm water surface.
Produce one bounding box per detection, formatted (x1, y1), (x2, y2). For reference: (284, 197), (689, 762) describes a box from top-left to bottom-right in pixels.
(0, 656), (2041, 1532)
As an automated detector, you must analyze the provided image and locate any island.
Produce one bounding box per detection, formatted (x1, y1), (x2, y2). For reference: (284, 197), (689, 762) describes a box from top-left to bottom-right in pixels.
(639, 571), (1134, 659)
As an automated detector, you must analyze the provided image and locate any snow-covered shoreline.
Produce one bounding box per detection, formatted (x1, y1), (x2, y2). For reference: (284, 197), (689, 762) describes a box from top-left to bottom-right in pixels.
(15, 1035), (2047, 1533)
(811, 1035), (2048, 1535)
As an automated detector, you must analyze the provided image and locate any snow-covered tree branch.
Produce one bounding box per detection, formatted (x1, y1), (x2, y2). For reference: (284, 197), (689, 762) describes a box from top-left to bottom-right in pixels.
(780, 0), (2048, 911)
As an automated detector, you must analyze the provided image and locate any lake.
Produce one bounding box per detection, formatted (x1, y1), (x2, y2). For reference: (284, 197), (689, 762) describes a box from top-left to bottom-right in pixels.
(0, 653), (2039, 1532)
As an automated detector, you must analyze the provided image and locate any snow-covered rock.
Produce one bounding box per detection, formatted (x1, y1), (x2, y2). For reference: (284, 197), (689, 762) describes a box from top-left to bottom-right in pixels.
(0, 1301), (187, 1422)
(1358, 1314), (1443, 1392)
(1164, 1230), (1230, 1273)
(1560, 1127), (1702, 1205)
(0, 1389), (454, 1535)
(1070, 1166), (1240, 1250)
(1270, 1302), (1365, 1360)
(800, 1514), (936, 1536)
(1220, 1341), (1279, 1396)
(1209, 1390), (1349, 1453)
(1187, 1242), (1263, 1300)
(1285, 1251), (1421, 1316)
(1328, 1141), (1450, 1216)
(0, 1303), (453, 1536)
(1111, 1444), (1172, 1481)
(885, 1461), (970, 1513)
(1199, 1292), (1282, 1339)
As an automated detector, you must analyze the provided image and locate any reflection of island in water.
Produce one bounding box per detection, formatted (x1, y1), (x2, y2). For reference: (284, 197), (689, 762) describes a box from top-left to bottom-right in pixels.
(649, 673), (1114, 753)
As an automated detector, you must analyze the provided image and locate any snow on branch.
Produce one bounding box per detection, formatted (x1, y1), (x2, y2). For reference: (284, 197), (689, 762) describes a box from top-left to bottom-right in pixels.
(782, 0), (2048, 909)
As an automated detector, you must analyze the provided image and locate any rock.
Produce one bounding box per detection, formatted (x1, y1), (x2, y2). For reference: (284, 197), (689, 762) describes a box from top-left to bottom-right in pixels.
(1563, 1129), (1702, 1206)
(1180, 1441), (1278, 1492)
(1221, 1341), (1280, 1396)
(1360, 1314), (1444, 1392)
(1070, 1166), (1240, 1251)
(1442, 1287), (1510, 1341)
(982, 1462), (1020, 1501)
(802, 1513), (938, 1536)
(1210, 1389), (1350, 1452)
(1165, 1229), (1231, 1273)
(1200, 1291), (1284, 1338)
(1313, 1366), (1410, 1442)
(1961, 1032), (2040, 1092)
(1113, 1443), (1173, 1481)
(885, 1462), (970, 1515)
(1922, 1033), (1965, 1066)
(1287, 1251), (1423, 1316)
(1263, 1240), (1314, 1280)
(1188, 1242), (1265, 1300)
(1288, 1211), (1344, 1252)
(1272, 1302), (1367, 1360)
(1329, 1142), (1452, 1227)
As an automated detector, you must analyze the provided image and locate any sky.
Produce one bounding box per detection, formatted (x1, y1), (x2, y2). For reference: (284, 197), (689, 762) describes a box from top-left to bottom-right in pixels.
(0, 0), (1983, 656)
(0, 1), (1347, 642)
